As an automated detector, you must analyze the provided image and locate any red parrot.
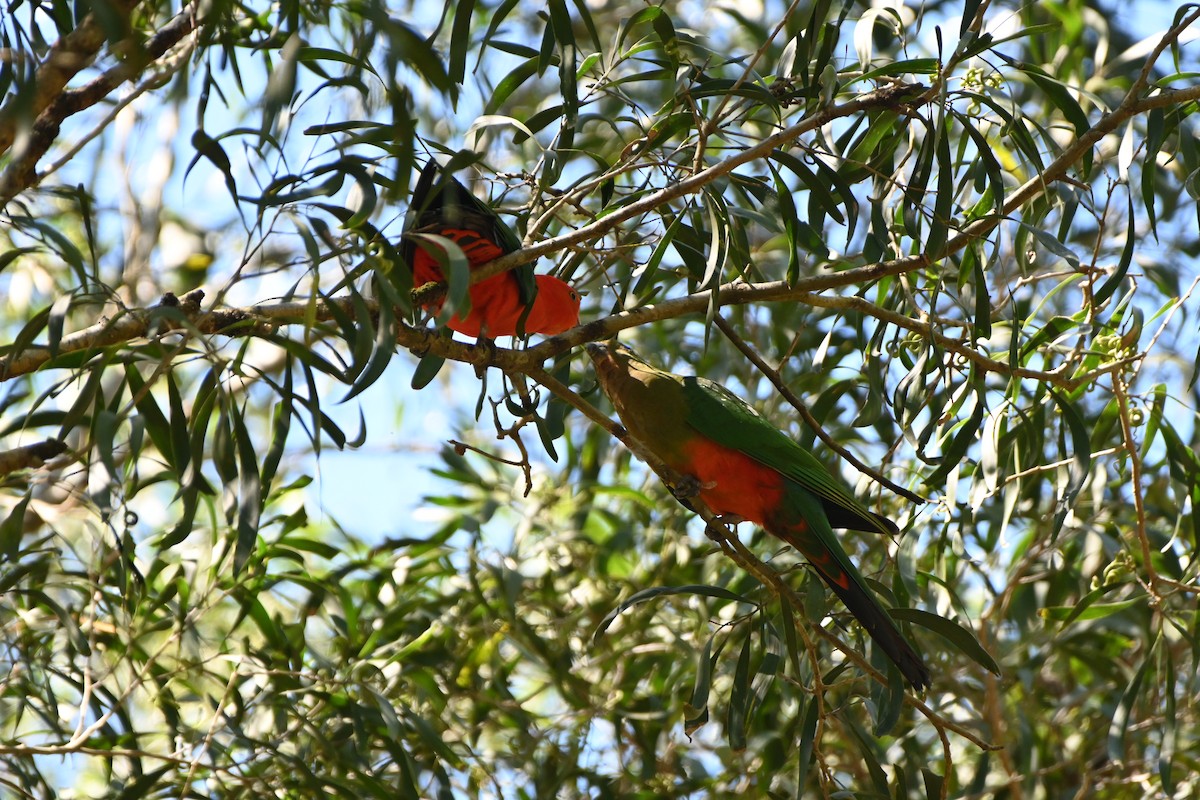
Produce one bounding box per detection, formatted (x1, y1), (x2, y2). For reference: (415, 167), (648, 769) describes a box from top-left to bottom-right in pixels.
(587, 341), (931, 690)
(399, 161), (581, 338)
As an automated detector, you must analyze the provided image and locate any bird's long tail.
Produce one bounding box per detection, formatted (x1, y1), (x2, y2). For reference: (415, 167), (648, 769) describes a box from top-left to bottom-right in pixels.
(769, 510), (931, 690)
(814, 560), (931, 690)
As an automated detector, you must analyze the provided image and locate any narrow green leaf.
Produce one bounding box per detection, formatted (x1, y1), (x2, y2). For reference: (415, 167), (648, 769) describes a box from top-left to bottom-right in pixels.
(1142, 107), (1164, 236)
(890, 606), (1001, 675)
(927, 118), (953, 256)
(0, 247), (40, 275)
(615, 6), (662, 53)
(386, 17), (455, 100)
(340, 299), (396, 402)
(1041, 594), (1146, 623)
(593, 584), (751, 642)
(633, 212), (680, 298)
(11, 216), (88, 287)
(448, 0), (475, 85)
(1, 305), (51, 375)
(856, 58), (940, 82)
(726, 629), (752, 752)
(114, 767), (173, 800)
(1050, 389), (1091, 510)
(231, 401), (262, 575)
(922, 768), (945, 799)
(1107, 637), (1154, 763)
(548, 0), (577, 119)
(411, 351), (447, 390)
(795, 692), (819, 790)
(958, 0), (982, 34)
(1093, 188), (1135, 306)
(1160, 644), (1176, 792)
(188, 130), (239, 205)
(160, 484), (201, 549)
(924, 387), (985, 486)
(479, 0), (522, 63)
(685, 632), (716, 735)
(46, 292), (72, 359)
(31, 588), (90, 655)
(770, 149), (845, 228)
(213, 404), (238, 485)
(997, 54), (1092, 173)
(261, 370), (293, 493)
(768, 163), (801, 285)
(94, 409), (121, 489)
(870, 654), (904, 736)
(167, 370), (189, 475)
(1139, 383), (1166, 462)
(0, 492), (31, 559)
(124, 364), (172, 463)
(776, 595), (803, 678)
(487, 56), (540, 115)
(846, 716), (889, 795)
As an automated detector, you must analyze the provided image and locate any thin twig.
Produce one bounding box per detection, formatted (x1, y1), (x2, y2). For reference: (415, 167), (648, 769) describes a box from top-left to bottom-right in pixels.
(1129, 7), (1200, 95)
(1112, 371), (1160, 595)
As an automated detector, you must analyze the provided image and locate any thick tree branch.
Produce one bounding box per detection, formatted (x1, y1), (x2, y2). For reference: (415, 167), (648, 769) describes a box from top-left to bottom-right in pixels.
(0, 0), (143, 154)
(0, 4), (199, 204)
(0, 290), (269, 381)
(0, 267), (1138, 392)
(0, 438), (67, 478)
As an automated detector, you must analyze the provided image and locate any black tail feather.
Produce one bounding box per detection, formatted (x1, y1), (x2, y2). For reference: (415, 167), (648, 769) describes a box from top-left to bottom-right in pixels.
(821, 573), (931, 690)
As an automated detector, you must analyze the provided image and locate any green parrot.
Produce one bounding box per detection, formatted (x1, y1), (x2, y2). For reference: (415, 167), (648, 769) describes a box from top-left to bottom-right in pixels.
(587, 341), (931, 689)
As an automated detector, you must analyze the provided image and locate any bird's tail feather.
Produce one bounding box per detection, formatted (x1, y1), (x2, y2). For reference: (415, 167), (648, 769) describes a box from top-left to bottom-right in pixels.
(768, 515), (931, 690)
(818, 570), (932, 690)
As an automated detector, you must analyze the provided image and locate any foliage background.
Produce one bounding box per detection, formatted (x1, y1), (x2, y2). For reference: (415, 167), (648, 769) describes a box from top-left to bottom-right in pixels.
(1, 0), (1199, 797)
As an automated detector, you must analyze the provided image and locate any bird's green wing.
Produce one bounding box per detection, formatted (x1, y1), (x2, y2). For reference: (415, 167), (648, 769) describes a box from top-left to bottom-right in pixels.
(679, 376), (896, 535)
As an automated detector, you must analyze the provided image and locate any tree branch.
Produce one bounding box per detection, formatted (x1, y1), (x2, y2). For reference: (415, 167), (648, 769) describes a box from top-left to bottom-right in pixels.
(0, 438), (67, 478)
(423, 64), (1200, 317)
(0, 3), (199, 204)
(0, 268), (1135, 393)
(463, 83), (931, 284)
(0, 0), (143, 152)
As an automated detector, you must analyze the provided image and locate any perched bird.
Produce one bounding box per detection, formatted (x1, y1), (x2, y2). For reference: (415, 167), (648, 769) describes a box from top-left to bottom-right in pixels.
(399, 160), (581, 337)
(587, 341), (931, 689)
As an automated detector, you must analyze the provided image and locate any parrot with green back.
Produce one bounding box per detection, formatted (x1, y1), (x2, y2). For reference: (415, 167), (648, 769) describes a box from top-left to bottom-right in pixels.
(400, 160), (581, 338)
(587, 341), (931, 689)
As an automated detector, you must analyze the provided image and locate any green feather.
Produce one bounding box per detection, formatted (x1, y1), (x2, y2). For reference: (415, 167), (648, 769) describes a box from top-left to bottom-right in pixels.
(679, 376), (898, 535)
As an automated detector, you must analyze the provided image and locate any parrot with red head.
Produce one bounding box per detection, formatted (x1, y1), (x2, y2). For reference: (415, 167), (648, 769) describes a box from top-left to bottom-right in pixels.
(400, 161), (580, 337)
